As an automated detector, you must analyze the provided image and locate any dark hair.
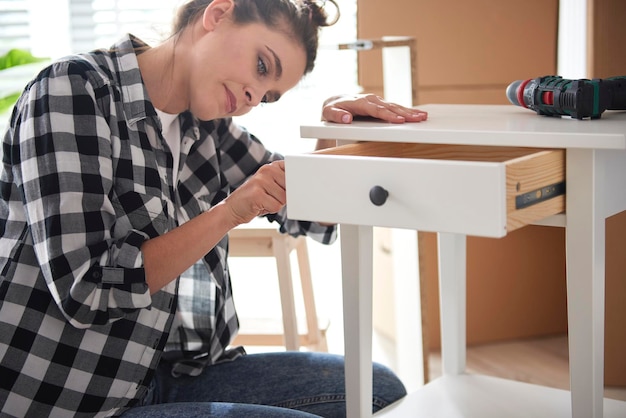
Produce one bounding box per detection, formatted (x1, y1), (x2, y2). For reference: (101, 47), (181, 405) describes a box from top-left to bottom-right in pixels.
(172, 0), (339, 74)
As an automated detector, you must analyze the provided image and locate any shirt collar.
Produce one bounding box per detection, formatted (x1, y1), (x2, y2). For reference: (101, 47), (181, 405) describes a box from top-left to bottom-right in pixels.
(108, 34), (203, 143)
(109, 34), (158, 126)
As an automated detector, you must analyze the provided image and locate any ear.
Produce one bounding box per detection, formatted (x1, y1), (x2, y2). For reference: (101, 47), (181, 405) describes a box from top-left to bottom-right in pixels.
(202, 0), (235, 31)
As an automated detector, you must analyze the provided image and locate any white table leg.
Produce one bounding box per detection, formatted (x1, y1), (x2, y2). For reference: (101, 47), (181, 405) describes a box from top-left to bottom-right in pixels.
(437, 232), (467, 375)
(566, 148), (606, 418)
(341, 224), (374, 418)
(391, 228), (424, 391)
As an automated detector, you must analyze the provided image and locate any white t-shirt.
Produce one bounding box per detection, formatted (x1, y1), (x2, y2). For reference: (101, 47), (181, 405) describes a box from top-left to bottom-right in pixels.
(156, 108), (181, 185)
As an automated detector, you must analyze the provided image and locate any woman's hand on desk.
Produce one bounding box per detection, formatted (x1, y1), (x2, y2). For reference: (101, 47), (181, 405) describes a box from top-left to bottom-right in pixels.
(321, 93), (428, 124)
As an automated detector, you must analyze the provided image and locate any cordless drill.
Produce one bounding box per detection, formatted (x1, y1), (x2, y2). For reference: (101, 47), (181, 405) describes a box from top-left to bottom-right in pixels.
(506, 75), (626, 119)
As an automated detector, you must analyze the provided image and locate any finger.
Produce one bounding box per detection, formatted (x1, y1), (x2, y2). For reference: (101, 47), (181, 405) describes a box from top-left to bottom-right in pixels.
(266, 161), (286, 189)
(261, 182), (286, 213)
(272, 160), (286, 171)
(366, 101), (428, 123)
(388, 104), (428, 121)
(255, 163), (287, 205)
(239, 179), (285, 218)
(405, 109), (429, 122)
(322, 106), (353, 124)
(360, 102), (409, 123)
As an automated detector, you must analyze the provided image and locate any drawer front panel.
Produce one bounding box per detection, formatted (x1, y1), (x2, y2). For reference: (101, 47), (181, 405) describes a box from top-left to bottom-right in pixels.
(286, 154), (508, 237)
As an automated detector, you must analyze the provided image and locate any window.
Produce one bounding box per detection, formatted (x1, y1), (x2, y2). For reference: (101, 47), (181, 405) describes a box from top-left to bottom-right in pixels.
(68, 0), (182, 53)
(0, 0), (30, 52)
(0, 0), (182, 59)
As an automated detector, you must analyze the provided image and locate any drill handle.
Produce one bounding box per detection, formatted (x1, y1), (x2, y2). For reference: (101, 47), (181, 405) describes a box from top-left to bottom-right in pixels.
(607, 76), (626, 110)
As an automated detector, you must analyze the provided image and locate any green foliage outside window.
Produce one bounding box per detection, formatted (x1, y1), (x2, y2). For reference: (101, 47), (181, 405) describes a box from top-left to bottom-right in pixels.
(0, 49), (49, 113)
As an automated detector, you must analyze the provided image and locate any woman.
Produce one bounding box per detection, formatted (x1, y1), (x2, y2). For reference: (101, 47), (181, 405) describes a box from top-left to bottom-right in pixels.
(0, 0), (428, 416)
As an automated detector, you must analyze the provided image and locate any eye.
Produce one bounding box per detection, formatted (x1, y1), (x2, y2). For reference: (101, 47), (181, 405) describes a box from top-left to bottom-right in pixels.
(257, 57), (268, 76)
(261, 92), (280, 104)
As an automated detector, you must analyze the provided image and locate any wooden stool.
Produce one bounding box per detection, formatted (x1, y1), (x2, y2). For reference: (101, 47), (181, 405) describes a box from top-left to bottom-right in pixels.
(229, 222), (328, 352)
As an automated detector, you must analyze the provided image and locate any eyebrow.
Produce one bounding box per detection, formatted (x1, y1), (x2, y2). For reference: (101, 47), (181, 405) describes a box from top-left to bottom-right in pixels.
(266, 46), (283, 80)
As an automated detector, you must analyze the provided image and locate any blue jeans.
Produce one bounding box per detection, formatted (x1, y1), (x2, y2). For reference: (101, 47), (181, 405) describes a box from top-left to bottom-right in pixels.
(121, 351), (406, 417)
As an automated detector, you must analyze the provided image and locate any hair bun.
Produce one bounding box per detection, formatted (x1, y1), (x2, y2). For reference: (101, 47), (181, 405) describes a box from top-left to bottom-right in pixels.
(307, 0), (340, 27)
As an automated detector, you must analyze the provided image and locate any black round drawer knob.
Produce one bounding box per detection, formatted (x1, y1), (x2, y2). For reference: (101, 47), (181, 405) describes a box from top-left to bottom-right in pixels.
(369, 185), (389, 206)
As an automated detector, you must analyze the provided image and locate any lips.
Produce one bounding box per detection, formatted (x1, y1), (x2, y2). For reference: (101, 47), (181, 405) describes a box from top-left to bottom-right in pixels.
(225, 86), (237, 114)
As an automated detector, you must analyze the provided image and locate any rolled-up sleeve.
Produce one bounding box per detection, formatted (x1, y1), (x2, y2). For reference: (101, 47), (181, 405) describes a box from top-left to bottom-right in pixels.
(269, 206), (337, 245)
(10, 60), (152, 328)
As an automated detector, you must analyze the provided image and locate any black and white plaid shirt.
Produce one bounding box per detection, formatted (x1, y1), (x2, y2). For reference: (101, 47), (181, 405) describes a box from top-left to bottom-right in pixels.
(0, 34), (336, 417)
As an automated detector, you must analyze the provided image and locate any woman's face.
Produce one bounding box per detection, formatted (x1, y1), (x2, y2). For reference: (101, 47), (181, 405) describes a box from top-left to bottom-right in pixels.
(188, 8), (307, 121)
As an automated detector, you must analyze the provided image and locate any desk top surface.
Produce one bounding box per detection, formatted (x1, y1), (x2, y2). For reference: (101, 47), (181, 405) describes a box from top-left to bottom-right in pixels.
(300, 104), (626, 150)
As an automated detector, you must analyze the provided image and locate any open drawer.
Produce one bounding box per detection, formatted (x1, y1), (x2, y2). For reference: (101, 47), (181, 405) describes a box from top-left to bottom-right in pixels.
(285, 142), (565, 238)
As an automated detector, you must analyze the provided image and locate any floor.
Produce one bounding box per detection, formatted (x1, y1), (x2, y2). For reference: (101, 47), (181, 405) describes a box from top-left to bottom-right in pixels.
(229, 232), (626, 404)
(428, 335), (626, 402)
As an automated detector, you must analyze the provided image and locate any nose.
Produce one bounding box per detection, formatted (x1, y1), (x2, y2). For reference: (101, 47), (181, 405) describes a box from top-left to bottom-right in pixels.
(245, 87), (263, 107)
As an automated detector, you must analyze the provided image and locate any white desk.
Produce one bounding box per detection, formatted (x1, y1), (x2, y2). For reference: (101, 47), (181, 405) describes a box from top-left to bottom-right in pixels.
(285, 104), (626, 418)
